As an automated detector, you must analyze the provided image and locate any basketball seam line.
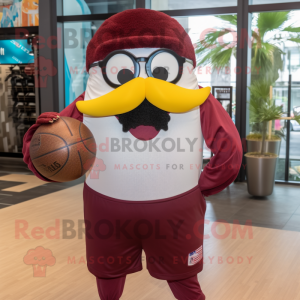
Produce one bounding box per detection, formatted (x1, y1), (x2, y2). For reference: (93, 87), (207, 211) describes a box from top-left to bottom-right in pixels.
(48, 146), (70, 178)
(34, 132), (68, 143)
(78, 150), (83, 177)
(31, 132), (68, 160)
(61, 117), (73, 136)
(79, 123), (95, 155)
(31, 136), (94, 161)
(33, 145), (67, 160)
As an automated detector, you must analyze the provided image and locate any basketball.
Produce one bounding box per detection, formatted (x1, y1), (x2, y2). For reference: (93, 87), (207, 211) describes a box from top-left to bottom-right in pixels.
(30, 117), (96, 182)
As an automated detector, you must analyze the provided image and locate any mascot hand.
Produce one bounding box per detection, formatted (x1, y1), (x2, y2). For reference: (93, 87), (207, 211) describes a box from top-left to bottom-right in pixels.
(36, 112), (60, 125)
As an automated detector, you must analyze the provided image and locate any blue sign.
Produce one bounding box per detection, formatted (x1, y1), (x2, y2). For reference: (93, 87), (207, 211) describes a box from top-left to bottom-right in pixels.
(0, 39), (34, 64)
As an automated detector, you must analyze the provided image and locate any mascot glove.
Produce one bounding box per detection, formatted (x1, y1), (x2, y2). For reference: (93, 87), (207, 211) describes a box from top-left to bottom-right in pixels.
(36, 112), (60, 125)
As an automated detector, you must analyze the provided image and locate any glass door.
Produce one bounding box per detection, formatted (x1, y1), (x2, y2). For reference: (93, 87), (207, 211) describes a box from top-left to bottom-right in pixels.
(246, 9), (300, 183)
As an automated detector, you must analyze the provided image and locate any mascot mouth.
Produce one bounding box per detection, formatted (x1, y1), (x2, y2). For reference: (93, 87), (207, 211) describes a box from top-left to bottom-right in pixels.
(116, 99), (170, 140)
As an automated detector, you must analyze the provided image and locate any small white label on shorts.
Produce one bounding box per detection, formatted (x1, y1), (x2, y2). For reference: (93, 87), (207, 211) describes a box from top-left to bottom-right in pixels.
(188, 245), (203, 266)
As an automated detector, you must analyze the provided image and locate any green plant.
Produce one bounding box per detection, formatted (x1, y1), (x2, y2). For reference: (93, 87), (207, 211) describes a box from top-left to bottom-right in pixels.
(248, 80), (282, 141)
(294, 113), (300, 125)
(195, 11), (300, 83)
(248, 80), (300, 156)
(249, 94), (282, 155)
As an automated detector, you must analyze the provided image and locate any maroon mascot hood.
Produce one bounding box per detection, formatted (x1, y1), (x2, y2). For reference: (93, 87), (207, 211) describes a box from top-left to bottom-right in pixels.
(86, 8), (196, 71)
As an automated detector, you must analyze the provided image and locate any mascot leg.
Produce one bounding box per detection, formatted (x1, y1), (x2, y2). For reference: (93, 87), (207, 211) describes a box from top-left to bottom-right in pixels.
(96, 276), (126, 300)
(167, 275), (205, 300)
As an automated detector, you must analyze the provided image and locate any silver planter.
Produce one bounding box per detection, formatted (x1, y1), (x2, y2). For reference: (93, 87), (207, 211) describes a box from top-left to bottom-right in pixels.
(245, 155), (278, 196)
(246, 139), (281, 155)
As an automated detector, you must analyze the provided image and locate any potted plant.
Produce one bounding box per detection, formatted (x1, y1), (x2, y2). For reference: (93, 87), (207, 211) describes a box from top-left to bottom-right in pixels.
(246, 81), (283, 157)
(245, 81), (300, 196)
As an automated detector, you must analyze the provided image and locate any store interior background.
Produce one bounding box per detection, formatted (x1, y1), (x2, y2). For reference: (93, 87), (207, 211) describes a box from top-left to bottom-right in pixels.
(1, 3), (300, 299)
(0, 0), (38, 157)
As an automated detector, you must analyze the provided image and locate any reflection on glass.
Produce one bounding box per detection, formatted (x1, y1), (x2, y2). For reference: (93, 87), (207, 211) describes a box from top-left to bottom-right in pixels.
(150, 0), (237, 10)
(64, 21), (104, 106)
(250, 0), (300, 4)
(63, 0), (135, 16)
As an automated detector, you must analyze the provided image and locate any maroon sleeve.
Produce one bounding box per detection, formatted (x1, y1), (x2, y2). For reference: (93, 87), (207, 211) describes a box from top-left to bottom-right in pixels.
(199, 93), (243, 197)
(22, 92), (85, 181)
(59, 93), (84, 122)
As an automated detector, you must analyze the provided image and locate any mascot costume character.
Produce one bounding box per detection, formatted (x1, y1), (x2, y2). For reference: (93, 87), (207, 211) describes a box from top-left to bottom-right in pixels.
(23, 9), (242, 300)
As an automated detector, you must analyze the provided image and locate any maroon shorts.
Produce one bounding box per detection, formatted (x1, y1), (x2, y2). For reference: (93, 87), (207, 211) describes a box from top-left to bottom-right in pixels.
(83, 183), (206, 281)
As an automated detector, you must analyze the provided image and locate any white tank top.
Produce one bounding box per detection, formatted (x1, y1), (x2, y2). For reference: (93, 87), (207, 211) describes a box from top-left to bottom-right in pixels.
(84, 108), (203, 201)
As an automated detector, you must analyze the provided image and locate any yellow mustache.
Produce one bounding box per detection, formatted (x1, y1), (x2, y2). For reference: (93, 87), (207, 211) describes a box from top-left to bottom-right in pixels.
(76, 77), (211, 117)
(145, 78), (210, 113)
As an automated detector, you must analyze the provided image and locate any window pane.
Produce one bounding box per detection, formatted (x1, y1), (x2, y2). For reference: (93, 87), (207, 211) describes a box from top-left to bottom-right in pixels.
(150, 0), (236, 10)
(250, 0), (300, 4)
(289, 80), (300, 182)
(64, 21), (104, 106)
(246, 10), (300, 182)
(63, 0), (135, 16)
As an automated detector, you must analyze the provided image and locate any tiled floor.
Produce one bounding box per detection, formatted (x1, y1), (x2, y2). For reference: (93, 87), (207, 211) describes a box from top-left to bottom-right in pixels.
(0, 158), (84, 208)
(0, 157), (31, 174)
(205, 182), (300, 231)
(0, 175), (84, 207)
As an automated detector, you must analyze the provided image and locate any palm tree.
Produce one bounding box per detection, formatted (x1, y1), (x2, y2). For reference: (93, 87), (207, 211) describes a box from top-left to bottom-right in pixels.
(195, 11), (300, 83)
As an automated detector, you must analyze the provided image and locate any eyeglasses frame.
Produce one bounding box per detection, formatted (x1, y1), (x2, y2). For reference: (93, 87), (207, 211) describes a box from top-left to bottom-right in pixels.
(89, 48), (193, 88)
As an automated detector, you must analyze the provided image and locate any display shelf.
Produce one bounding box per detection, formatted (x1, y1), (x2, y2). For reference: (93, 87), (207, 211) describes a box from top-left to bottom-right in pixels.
(212, 86), (233, 118)
(4, 66), (37, 154)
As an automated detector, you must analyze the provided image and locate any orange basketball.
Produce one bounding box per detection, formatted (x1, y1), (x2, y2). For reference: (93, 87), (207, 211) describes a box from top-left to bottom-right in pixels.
(30, 117), (96, 182)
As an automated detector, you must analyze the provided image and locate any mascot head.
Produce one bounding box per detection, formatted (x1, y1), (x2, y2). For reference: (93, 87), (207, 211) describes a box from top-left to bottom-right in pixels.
(76, 9), (210, 138)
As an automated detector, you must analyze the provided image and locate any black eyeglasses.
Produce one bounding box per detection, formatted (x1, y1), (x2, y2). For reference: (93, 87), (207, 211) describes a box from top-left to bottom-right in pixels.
(89, 48), (194, 88)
